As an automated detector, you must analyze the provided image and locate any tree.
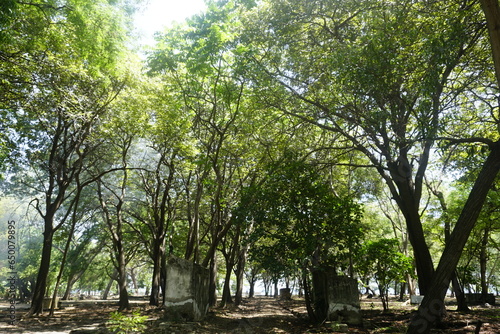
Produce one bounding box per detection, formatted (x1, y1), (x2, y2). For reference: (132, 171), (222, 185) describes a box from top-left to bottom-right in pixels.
(241, 0), (483, 296)
(240, 153), (364, 321)
(407, 0), (500, 331)
(93, 94), (149, 310)
(358, 238), (413, 311)
(130, 98), (190, 306)
(149, 0), (256, 306)
(243, 261), (262, 299)
(1, 0), (138, 315)
(96, 158), (132, 311)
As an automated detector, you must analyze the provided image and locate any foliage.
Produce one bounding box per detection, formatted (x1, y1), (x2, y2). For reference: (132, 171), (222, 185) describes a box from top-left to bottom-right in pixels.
(358, 238), (413, 311)
(1, 0), (500, 328)
(108, 310), (148, 334)
(240, 152), (364, 275)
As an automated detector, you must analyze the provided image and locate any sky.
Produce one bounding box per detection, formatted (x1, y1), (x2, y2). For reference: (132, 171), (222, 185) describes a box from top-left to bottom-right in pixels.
(133, 0), (207, 47)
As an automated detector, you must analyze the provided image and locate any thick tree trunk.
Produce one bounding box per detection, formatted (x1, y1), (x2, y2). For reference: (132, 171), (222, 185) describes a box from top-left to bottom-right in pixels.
(311, 269), (328, 322)
(248, 281), (255, 298)
(394, 181), (435, 295)
(451, 271), (469, 312)
(221, 259), (234, 307)
(150, 237), (165, 306)
(399, 282), (406, 301)
(62, 273), (76, 300)
(118, 278), (130, 311)
(208, 255), (218, 306)
(29, 225), (54, 315)
(273, 280), (279, 298)
(407, 143), (500, 334)
(117, 249), (130, 311)
(480, 0), (500, 88)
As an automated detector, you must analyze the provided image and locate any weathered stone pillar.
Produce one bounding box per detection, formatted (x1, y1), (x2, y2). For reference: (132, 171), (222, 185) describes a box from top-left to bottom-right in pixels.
(327, 276), (362, 325)
(164, 256), (210, 321)
(280, 288), (291, 300)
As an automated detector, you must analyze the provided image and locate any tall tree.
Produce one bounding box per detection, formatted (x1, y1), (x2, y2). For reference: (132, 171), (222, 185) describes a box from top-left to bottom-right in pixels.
(241, 0), (483, 296)
(1, 0), (137, 315)
(149, 0), (255, 306)
(239, 153), (364, 321)
(407, 1), (500, 332)
(126, 81), (192, 306)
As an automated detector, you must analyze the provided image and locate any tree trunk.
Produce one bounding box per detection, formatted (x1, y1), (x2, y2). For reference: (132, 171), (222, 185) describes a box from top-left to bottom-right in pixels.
(161, 251), (167, 304)
(434, 188), (470, 312)
(118, 279), (130, 310)
(298, 278), (304, 298)
(234, 248), (247, 305)
(399, 282), (406, 301)
(379, 284), (389, 311)
(150, 237), (165, 306)
(451, 271), (469, 312)
(311, 268), (328, 322)
(29, 225), (54, 315)
(263, 276), (271, 296)
(407, 143), (500, 334)
(273, 280), (279, 299)
(394, 183), (435, 295)
(50, 188), (82, 316)
(302, 267), (318, 323)
(130, 268), (138, 294)
(480, 0), (500, 89)
(117, 249), (130, 311)
(97, 176), (130, 311)
(221, 259), (234, 307)
(102, 270), (118, 300)
(208, 255), (218, 306)
(248, 281), (255, 298)
(184, 173), (204, 263)
(62, 273), (76, 300)
(479, 227), (490, 303)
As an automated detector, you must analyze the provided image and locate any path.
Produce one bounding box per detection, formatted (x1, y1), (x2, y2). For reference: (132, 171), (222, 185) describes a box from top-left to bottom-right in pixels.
(195, 297), (309, 333)
(0, 297), (307, 334)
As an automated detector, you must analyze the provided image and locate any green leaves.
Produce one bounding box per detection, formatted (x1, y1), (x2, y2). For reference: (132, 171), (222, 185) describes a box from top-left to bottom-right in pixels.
(240, 152), (364, 274)
(108, 310), (147, 334)
(357, 238), (413, 309)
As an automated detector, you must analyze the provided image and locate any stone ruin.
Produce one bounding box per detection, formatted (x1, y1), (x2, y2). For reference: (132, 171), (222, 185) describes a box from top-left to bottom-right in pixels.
(326, 276), (362, 325)
(280, 288), (292, 300)
(164, 255), (210, 321)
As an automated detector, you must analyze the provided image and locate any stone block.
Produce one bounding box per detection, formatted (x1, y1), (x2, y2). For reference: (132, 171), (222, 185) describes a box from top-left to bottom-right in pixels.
(164, 256), (210, 321)
(280, 288), (291, 300)
(465, 293), (496, 305)
(410, 295), (424, 305)
(327, 276), (362, 325)
(42, 297), (60, 310)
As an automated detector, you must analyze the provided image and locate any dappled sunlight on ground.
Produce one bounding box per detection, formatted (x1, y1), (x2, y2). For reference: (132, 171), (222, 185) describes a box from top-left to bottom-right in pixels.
(0, 295), (498, 333)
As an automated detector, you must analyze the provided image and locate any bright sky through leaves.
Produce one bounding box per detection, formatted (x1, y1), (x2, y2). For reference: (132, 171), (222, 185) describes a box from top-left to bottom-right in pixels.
(134, 0), (206, 46)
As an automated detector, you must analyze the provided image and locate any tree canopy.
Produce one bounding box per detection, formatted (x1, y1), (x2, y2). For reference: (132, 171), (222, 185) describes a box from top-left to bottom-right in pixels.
(1, 0), (500, 332)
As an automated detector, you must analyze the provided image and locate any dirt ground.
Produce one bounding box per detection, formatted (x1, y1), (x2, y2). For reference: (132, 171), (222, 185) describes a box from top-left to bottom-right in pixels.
(0, 296), (499, 333)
